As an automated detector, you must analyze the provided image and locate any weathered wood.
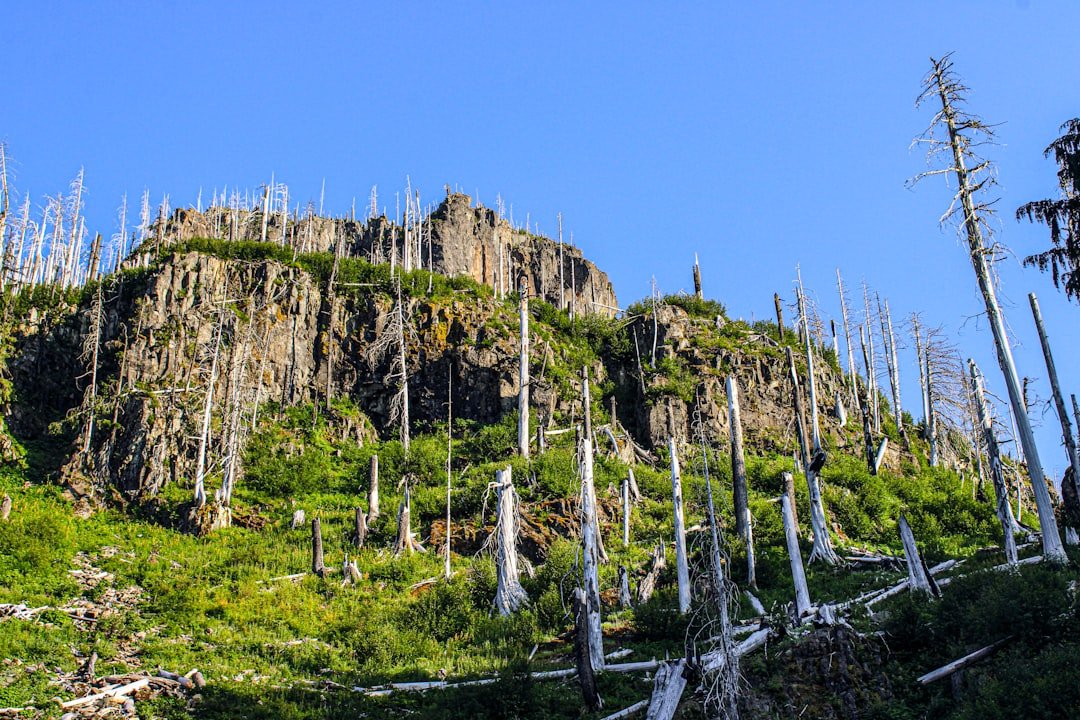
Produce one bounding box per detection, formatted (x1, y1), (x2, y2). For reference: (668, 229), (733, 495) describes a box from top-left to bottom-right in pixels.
(898, 514), (937, 597)
(782, 471), (798, 532)
(637, 542), (666, 605)
(873, 438), (889, 475)
(600, 699), (649, 720)
(311, 518), (326, 577)
(619, 566), (633, 608)
(837, 269), (858, 407)
(669, 438), (691, 613)
(727, 376), (749, 538)
(773, 292), (785, 338)
(0, 494), (10, 522)
(969, 360), (1020, 565)
(622, 474), (631, 548)
(1030, 293), (1080, 498)
(367, 454), (380, 524)
(921, 58), (1066, 563)
(60, 678), (151, 709)
(917, 637), (1013, 684)
(394, 485), (425, 555)
(353, 507), (367, 548)
(782, 494), (812, 617)
(580, 371), (605, 670)
(644, 660), (687, 720)
(693, 254), (703, 299)
(518, 277), (530, 458)
(835, 391), (847, 428)
(493, 467), (528, 615)
(574, 587), (603, 711)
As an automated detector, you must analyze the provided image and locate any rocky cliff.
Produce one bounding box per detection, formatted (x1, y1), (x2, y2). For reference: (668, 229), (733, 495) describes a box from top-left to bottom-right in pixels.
(151, 191), (618, 317)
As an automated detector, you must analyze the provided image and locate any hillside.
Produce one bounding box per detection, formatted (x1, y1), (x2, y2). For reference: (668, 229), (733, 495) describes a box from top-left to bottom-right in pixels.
(0, 219), (1078, 720)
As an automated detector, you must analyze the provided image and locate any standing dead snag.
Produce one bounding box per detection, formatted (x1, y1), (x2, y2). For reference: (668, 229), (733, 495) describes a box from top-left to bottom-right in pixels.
(353, 507), (368, 549)
(669, 437), (691, 613)
(1029, 294), (1080, 497)
(517, 277), (530, 458)
(445, 369), (453, 580)
(618, 566), (632, 609)
(898, 515), (939, 598)
(311, 518), (327, 578)
(781, 494), (811, 618)
(786, 347), (840, 565)
(580, 370), (605, 671)
(573, 588), (603, 711)
(915, 54), (1067, 563)
(727, 376), (749, 539)
(491, 467), (528, 615)
(637, 541), (666, 604)
(368, 275), (412, 451)
(969, 361), (1020, 565)
(394, 482), (425, 556)
(367, 455), (379, 525)
(645, 660), (688, 720)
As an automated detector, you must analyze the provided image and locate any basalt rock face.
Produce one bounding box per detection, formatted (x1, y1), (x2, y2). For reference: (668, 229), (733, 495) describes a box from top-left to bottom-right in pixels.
(5, 251), (604, 506)
(153, 191), (618, 317)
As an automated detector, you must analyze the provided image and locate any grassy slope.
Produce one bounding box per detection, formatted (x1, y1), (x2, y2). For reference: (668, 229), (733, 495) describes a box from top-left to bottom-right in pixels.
(0, 245), (1076, 718)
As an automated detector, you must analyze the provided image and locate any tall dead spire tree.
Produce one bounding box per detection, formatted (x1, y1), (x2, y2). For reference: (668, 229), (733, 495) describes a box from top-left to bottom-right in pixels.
(913, 54), (1066, 562)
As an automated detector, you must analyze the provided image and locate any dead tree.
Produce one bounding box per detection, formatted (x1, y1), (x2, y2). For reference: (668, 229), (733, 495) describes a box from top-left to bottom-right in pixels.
(618, 566), (632, 608)
(786, 347), (840, 564)
(394, 482), (424, 555)
(518, 276), (530, 458)
(782, 471), (798, 530)
(1029, 293), (1080, 495)
(573, 588), (603, 711)
(862, 285), (881, 433)
(1, 494), (11, 521)
(622, 472), (631, 548)
(445, 369), (453, 580)
(837, 269), (859, 408)
(693, 253), (703, 299)
(81, 282), (105, 453)
(969, 360), (1020, 565)
(367, 455), (380, 525)
(311, 518), (327, 577)
(669, 437), (692, 613)
(727, 376), (749, 538)
(773, 292), (785, 338)
(880, 297), (903, 432)
(369, 275), (411, 451)
(781, 494), (811, 617)
(353, 506), (368, 548)
(193, 303), (226, 509)
(491, 467), (528, 615)
(914, 54), (1066, 563)
(580, 372), (605, 670)
(898, 514), (939, 597)
(637, 541), (666, 604)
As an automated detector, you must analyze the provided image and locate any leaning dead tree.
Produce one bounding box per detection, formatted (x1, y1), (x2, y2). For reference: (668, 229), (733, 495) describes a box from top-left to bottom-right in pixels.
(786, 347), (840, 565)
(490, 467), (528, 615)
(1029, 293), (1080, 495)
(969, 360), (1020, 565)
(781, 493), (812, 617)
(579, 368), (605, 671)
(725, 377), (754, 588)
(914, 54), (1066, 562)
(898, 514), (939, 598)
(394, 481), (425, 555)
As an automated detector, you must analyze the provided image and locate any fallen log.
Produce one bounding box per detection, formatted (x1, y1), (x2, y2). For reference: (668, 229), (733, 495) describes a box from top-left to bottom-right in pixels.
(644, 660), (687, 720)
(59, 678), (150, 709)
(600, 699), (649, 720)
(917, 636), (1014, 684)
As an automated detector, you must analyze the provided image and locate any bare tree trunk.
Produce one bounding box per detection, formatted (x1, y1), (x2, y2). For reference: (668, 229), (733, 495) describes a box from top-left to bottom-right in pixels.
(394, 484), (424, 555)
(669, 437), (691, 613)
(445, 369), (453, 580)
(783, 471), (799, 531)
(637, 542), (666, 604)
(883, 299), (903, 431)
(728, 376), (748, 537)
(863, 286), (881, 433)
(1029, 294), (1080, 492)
(573, 588), (603, 711)
(923, 57), (1066, 563)
(366, 454), (380, 525)
(898, 514), (938, 597)
(518, 277), (530, 458)
(311, 518), (326, 577)
(800, 290), (823, 451)
(82, 282), (104, 454)
(692, 254), (702, 299)
(579, 425), (605, 671)
(618, 566), (632, 608)
(622, 473), (631, 548)
(786, 347), (839, 564)
(970, 360), (1020, 564)
(925, 345), (938, 467)
(774, 292), (784, 338)
(493, 467), (528, 615)
(781, 494), (811, 617)
(193, 306), (226, 508)
(353, 506), (368, 548)
(644, 660), (687, 720)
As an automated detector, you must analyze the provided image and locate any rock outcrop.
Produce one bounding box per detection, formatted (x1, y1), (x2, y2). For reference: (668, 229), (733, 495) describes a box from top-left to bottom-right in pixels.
(150, 191), (618, 317)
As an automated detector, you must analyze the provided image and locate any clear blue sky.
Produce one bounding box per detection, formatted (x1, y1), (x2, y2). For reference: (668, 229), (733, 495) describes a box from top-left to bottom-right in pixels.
(3, 1), (1078, 481)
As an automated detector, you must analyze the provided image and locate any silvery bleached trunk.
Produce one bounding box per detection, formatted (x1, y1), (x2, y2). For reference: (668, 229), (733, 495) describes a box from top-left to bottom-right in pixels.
(669, 438), (692, 613)
(622, 473), (631, 548)
(928, 63), (1066, 563)
(781, 494), (811, 617)
(883, 299), (903, 431)
(898, 514), (938, 597)
(637, 542), (666, 605)
(580, 372), (605, 670)
(727, 376), (749, 537)
(786, 347), (839, 564)
(573, 587), (603, 711)
(1029, 294), (1080, 494)
(493, 467), (528, 615)
(838, 270), (859, 408)
(367, 454), (380, 525)
(925, 346), (939, 467)
(311, 518), (326, 577)
(969, 361), (1020, 565)
(518, 278), (530, 458)
(618, 566), (632, 609)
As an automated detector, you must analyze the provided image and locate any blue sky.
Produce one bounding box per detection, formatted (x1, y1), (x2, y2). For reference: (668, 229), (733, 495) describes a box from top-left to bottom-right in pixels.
(2, 1), (1078, 481)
